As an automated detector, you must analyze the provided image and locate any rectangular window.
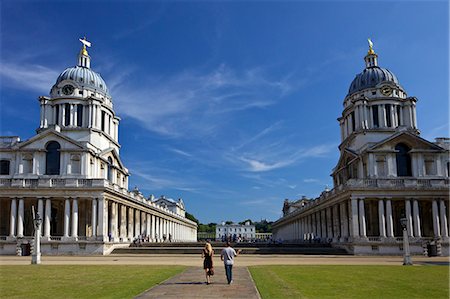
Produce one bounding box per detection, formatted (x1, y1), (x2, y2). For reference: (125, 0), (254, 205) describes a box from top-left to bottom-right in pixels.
(386, 104), (392, 127)
(77, 104), (83, 127)
(64, 104), (70, 126)
(55, 105), (60, 125)
(351, 111), (355, 132)
(0, 160), (10, 175)
(372, 105), (379, 127)
(101, 111), (106, 132)
(396, 106), (401, 126)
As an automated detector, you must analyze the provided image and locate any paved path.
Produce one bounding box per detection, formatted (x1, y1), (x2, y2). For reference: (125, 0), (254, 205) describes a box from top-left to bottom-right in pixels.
(1, 254), (448, 266)
(135, 266), (261, 299)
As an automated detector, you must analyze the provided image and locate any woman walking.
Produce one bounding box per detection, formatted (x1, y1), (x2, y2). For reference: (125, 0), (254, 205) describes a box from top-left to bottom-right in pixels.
(202, 242), (214, 284)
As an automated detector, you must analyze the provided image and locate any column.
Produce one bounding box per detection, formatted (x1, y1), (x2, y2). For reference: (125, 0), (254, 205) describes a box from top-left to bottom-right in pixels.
(91, 199), (97, 237)
(351, 198), (359, 238)
(327, 207), (334, 239)
(320, 210), (326, 238)
(340, 202), (349, 240)
(333, 204), (340, 241)
(413, 200), (421, 238)
(146, 214), (151, 240)
(120, 205), (127, 241)
(97, 198), (106, 240)
(128, 208), (134, 241)
(440, 199), (448, 238)
(405, 199), (413, 237)
(44, 198), (51, 238)
(135, 209), (140, 237)
(71, 198), (78, 238)
(16, 198), (24, 238)
(151, 215), (156, 241)
(9, 198), (16, 237)
(432, 200), (441, 237)
(141, 211), (146, 236)
(378, 199), (386, 238)
(386, 199), (394, 237)
(38, 199), (44, 237)
(64, 198), (70, 238)
(358, 199), (366, 238)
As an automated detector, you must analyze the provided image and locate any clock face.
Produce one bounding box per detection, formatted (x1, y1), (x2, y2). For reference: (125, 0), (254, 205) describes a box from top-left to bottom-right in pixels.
(62, 84), (74, 96)
(381, 86), (393, 96)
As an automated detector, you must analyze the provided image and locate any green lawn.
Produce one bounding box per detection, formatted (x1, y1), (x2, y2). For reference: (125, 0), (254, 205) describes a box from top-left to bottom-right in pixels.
(249, 265), (449, 299)
(0, 265), (185, 299)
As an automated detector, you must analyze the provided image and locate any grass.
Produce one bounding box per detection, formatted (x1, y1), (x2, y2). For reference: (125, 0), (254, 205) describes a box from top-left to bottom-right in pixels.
(0, 265), (185, 298)
(249, 265), (449, 299)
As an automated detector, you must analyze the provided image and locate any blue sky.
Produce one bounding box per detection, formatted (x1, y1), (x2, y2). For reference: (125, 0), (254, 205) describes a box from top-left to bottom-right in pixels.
(0, 1), (448, 223)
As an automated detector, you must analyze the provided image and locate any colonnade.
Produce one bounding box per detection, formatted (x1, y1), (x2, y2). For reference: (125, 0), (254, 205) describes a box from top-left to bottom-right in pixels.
(6, 197), (197, 243)
(274, 198), (448, 243)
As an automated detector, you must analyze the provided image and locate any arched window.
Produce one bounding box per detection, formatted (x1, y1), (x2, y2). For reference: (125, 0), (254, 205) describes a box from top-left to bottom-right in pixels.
(107, 157), (113, 182)
(45, 141), (61, 175)
(396, 143), (412, 177)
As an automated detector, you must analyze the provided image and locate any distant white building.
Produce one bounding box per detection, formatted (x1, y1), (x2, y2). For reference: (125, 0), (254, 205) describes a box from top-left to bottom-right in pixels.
(0, 39), (197, 255)
(216, 221), (256, 241)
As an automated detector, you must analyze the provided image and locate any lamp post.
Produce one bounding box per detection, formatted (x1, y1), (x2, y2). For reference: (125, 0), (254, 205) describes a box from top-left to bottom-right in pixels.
(32, 212), (42, 264)
(400, 217), (412, 265)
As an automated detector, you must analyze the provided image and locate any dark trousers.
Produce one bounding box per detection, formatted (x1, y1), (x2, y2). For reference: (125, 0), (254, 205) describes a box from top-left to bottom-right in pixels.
(225, 264), (233, 283)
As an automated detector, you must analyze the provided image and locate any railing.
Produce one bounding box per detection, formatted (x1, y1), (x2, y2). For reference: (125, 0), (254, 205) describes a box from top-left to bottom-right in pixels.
(51, 179), (66, 186)
(50, 236), (62, 241)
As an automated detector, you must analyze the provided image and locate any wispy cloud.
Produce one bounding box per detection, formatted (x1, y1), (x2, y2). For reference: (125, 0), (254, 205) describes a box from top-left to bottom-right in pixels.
(234, 143), (335, 172)
(0, 62), (59, 93)
(167, 147), (193, 158)
(109, 63), (295, 138)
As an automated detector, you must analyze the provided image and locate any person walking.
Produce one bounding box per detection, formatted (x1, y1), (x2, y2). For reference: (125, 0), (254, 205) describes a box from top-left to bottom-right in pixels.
(202, 242), (214, 285)
(220, 241), (241, 285)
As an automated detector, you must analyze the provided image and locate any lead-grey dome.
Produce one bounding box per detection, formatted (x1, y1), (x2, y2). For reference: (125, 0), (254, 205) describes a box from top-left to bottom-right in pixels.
(54, 66), (109, 96)
(348, 66), (400, 95)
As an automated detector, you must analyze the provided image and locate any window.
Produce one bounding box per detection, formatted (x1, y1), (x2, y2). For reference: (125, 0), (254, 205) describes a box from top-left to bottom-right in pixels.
(376, 156), (386, 177)
(55, 105), (60, 125)
(424, 156), (435, 175)
(386, 104), (392, 127)
(107, 157), (113, 182)
(351, 111), (355, 132)
(395, 143), (412, 177)
(372, 105), (379, 127)
(447, 162), (450, 177)
(64, 104), (70, 126)
(396, 106), (401, 126)
(77, 104), (83, 127)
(22, 154), (33, 174)
(0, 160), (10, 175)
(45, 141), (61, 175)
(101, 111), (106, 132)
(71, 154), (81, 174)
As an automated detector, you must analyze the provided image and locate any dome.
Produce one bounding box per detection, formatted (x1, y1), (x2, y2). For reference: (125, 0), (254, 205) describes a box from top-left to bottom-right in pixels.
(348, 66), (400, 95)
(54, 66), (109, 96)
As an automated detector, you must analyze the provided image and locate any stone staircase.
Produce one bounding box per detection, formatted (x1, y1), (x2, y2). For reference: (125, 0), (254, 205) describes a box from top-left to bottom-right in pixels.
(111, 241), (349, 255)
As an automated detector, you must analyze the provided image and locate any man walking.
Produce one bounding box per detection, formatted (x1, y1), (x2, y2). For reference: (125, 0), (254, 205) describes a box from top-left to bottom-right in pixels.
(220, 241), (241, 284)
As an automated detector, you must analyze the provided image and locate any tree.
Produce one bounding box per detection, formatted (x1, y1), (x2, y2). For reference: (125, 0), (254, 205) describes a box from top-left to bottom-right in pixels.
(185, 212), (199, 225)
(239, 219), (253, 225)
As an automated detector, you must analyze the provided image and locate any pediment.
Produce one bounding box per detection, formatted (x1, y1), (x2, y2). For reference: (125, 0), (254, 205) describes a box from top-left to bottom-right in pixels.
(99, 147), (127, 172)
(17, 129), (85, 151)
(333, 148), (359, 173)
(368, 131), (444, 152)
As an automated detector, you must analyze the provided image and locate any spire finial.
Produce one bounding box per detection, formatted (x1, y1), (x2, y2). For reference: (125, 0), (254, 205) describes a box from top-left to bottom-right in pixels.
(78, 37), (92, 68)
(79, 37), (91, 56)
(367, 38), (375, 55)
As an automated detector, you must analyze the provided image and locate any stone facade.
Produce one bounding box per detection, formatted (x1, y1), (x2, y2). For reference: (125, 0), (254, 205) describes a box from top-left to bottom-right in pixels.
(272, 42), (449, 256)
(0, 40), (197, 255)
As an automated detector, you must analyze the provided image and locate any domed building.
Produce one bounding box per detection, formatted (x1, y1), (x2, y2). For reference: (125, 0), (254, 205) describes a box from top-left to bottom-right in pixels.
(0, 39), (197, 255)
(273, 41), (449, 256)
